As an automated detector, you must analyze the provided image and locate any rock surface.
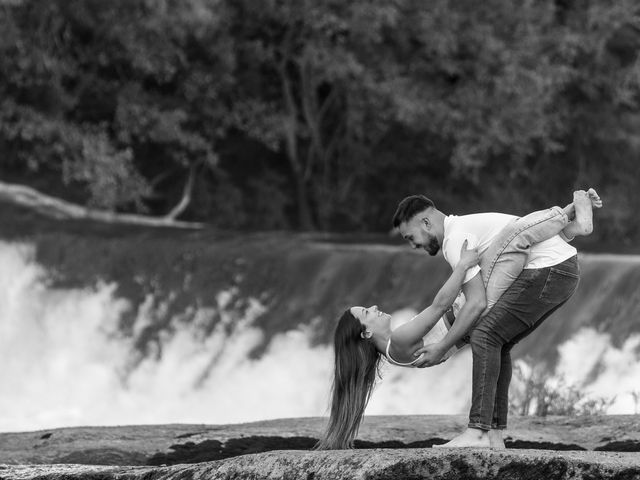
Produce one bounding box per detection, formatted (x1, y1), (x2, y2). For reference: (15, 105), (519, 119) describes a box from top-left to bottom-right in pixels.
(2, 415), (640, 466)
(2, 449), (640, 480)
(2, 416), (640, 479)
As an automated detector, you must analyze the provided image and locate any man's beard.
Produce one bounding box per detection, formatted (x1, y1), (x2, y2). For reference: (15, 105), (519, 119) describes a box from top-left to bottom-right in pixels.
(425, 237), (440, 256)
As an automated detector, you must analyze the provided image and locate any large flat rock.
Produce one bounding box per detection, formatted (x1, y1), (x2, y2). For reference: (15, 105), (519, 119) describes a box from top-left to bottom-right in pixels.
(2, 416), (640, 479)
(2, 415), (640, 466)
(2, 448), (640, 480)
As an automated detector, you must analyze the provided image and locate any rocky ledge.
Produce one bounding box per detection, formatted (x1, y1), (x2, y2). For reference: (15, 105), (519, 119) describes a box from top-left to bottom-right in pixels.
(3, 448), (640, 480)
(2, 416), (640, 480)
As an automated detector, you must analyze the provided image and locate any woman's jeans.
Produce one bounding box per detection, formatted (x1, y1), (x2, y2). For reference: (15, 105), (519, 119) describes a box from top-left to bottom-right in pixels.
(468, 206), (580, 430)
(480, 206), (571, 311)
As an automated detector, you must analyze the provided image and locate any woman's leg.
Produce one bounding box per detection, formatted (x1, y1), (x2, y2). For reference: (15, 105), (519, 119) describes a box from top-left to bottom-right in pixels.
(480, 190), (596, 312)
(480, 206), (569, 310)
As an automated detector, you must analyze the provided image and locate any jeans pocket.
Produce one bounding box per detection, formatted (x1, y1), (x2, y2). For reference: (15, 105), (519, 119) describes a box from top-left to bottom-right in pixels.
(539, 267), (579, 304)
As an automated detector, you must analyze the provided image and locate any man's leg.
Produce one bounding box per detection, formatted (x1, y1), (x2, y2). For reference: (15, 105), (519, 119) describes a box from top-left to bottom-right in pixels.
(473, 257), (579, 429)
(488, 344), (513, 449)
(489, 297), (569, 448)
(438, 256), (579, 448)
(436, 270), (539, 448)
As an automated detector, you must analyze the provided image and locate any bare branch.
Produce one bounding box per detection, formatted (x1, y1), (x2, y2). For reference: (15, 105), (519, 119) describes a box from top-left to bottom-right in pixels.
(0, 180), (204, 229)
(164, 162), (198, 220)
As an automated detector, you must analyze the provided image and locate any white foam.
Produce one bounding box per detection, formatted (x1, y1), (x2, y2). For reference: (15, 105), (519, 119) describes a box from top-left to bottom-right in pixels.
(554, 327), (640, 414)
(1, 240), (639, 432)
(0, 241), (335, 430)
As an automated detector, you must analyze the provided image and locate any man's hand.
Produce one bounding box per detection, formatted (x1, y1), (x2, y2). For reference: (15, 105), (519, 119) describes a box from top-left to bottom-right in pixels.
(411, 343), (447, 368)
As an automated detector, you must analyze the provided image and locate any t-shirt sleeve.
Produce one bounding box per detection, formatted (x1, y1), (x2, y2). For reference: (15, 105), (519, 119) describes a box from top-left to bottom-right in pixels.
(443, 232), (481, 284)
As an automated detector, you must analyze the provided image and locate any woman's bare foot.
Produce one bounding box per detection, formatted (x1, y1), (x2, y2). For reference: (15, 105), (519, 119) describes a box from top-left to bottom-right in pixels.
(573, 190), (594, 235)
(562, 187), (602, 221)
(432, 428), (491, 448)
(587, 188), (603, 208)
(488, 429), (506, 450)
(562, 190), (594, 238)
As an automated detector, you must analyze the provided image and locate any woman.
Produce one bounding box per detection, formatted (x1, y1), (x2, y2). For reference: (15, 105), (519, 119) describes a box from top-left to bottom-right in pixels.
(316, 192), (600, 449)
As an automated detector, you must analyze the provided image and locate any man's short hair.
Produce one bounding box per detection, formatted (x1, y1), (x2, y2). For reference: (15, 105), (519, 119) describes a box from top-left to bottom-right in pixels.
(392, 195), (436, 228)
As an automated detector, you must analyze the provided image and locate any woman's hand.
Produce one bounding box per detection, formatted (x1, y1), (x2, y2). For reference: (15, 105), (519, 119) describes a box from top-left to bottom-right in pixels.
(458, 239), (480, 270)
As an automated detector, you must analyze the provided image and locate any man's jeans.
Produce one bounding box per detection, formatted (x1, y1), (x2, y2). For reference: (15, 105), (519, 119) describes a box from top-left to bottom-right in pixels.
(468, 255), (579, 430)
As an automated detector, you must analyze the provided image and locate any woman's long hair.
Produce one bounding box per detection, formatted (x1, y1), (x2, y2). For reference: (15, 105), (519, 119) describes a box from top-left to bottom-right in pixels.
(315, 309), (383, 449)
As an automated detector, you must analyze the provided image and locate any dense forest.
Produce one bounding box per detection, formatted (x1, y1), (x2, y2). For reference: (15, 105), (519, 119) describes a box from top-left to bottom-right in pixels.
(0, 0), (639, 243)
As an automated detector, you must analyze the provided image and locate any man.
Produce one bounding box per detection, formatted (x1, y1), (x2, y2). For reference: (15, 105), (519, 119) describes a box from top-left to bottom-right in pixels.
(391, 190), (601, 448)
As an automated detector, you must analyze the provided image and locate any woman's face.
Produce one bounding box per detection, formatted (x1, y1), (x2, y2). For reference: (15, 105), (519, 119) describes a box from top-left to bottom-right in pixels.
(350, 305), (392, 332)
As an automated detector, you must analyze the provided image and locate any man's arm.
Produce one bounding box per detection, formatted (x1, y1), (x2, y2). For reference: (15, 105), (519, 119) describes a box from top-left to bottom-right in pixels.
(391, 243), (478, 348)
(438, 272), (486, 351)
(412, 272), (486, 367)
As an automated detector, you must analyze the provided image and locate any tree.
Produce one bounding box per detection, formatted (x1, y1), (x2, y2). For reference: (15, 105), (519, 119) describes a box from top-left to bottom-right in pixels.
(227, 0), (407, 229)
(1, 0), (639, 238)
(0, 0), (234, 221)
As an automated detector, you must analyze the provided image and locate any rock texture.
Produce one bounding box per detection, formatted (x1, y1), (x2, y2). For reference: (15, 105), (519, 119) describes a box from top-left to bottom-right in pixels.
(2, 448), (640, 480)
(2, 415), (640, 466)
(2, 416), (640, 479)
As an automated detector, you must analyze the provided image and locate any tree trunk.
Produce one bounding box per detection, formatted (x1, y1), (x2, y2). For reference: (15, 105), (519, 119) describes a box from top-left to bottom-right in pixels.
(279, 57), (315, 230)
(284, 116), (315, 230)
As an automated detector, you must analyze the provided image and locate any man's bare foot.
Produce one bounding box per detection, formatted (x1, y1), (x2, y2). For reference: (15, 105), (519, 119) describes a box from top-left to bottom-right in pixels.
(488, 429), (506, 450)
(562, 190), (593, 238)
(432, 428), (491, 448)
(587, 188), (603, 208)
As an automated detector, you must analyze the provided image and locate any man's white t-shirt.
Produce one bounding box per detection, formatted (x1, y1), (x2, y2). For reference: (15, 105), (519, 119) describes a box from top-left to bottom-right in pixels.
(442, 213), (577, 283)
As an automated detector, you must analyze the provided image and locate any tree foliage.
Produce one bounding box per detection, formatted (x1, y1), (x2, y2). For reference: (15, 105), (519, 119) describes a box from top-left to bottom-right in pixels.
(0, 0), (639, 242)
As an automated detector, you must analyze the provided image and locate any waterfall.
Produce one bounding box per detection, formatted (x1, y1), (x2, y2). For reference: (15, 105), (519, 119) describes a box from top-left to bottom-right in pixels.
(1, 239), (639, 432)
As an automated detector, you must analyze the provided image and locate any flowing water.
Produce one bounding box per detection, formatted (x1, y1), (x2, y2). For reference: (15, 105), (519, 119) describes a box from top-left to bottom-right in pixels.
(1, 234), (639, 432)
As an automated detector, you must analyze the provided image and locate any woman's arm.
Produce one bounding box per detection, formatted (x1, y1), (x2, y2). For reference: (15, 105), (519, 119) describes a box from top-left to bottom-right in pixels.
(390, 241), (478, 348)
